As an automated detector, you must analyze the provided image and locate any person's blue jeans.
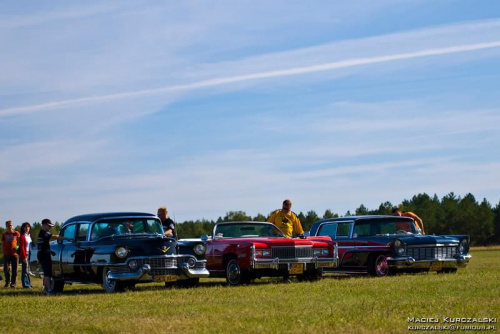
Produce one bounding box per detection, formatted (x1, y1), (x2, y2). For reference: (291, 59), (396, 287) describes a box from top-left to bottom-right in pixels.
(21, 258), (31, 288)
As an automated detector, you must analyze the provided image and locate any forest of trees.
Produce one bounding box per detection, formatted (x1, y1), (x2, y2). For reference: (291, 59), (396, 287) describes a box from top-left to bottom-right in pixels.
(175, 192), (500, 245)
(1, 192), (499, 261)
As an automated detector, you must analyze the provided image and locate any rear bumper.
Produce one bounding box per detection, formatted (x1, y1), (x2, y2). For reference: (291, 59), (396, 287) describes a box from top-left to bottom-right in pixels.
(387, 254), (471, 270)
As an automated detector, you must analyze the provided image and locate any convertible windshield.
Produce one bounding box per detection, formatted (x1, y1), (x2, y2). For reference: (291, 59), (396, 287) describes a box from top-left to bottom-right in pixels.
(214, 223), (285, 238)
(353, 219), (416, 237)
(91, 218), (163, 240)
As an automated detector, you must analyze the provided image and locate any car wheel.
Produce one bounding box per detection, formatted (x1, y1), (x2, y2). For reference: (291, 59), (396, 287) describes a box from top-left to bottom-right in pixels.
(50, 278), (65, 293)
(370, 255), (390, 277)
(225, 259), (249, 286)
(102, 267), (125, 293)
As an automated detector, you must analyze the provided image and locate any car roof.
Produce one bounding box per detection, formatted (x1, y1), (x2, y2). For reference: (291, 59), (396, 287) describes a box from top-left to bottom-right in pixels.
(315, 215), (414, 222)
(309, 215), (415, 234)
(64, 212), (157, 224)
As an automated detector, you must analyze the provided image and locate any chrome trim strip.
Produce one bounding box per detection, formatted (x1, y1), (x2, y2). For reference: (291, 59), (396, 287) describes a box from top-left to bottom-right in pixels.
(407, 244), (458, 248)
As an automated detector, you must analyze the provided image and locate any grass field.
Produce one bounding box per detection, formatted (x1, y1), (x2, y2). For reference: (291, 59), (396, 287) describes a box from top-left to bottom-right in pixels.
(1, 247), (499, 334)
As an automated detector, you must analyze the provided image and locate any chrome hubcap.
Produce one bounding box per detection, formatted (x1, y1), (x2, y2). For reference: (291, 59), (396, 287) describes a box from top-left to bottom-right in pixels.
(376, 257), (389, 276)
(227, 262), (241, 283)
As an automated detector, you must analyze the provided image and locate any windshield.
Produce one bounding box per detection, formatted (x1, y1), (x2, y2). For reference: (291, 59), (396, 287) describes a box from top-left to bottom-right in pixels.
(90, 218), (163, 240)
(214, 223), (285, 238)
(353, 219), (416, 237)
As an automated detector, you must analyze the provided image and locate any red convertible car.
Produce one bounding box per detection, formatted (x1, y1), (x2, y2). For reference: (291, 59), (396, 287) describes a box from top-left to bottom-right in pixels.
(203, 221), (338, 285)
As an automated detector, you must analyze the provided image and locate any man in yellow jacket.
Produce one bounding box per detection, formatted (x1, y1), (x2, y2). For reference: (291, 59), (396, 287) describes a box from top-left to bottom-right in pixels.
(267, 199), (304, 238)
(392, 207), (425, 234)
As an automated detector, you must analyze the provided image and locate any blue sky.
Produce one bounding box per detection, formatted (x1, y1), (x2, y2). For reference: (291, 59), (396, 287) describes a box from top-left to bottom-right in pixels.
(1, 1), (500, 225)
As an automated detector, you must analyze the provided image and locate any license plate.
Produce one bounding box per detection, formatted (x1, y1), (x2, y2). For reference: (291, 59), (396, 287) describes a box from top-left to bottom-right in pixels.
(429, 261), (443, 271)
(154, 275), (178, 283)
(289, 263), (304, 275)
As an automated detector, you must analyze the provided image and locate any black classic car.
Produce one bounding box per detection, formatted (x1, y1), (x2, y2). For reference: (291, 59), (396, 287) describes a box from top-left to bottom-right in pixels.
(30, 212), (210, 292)
(308, 215), (471, 276)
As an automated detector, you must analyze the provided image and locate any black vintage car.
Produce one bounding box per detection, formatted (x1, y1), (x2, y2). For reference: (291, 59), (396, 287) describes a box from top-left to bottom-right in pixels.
(30, 212), (210, 292)
(308, 215), (471, 276)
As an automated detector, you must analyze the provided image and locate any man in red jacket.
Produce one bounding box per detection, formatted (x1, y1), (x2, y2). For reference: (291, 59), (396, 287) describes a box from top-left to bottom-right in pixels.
(2, 220), (20, 288)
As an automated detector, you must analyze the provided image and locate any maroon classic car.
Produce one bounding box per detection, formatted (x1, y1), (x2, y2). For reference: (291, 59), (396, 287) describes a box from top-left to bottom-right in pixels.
(203, 221), (339, 285)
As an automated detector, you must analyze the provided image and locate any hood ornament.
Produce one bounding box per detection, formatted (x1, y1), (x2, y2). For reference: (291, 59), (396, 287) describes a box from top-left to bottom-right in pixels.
(159, 246), (170, 253)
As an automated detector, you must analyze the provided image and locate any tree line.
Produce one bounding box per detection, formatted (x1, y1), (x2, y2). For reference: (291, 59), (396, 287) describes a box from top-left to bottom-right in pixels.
(1, 192), (499, 261)
(176, 192), (500, 245)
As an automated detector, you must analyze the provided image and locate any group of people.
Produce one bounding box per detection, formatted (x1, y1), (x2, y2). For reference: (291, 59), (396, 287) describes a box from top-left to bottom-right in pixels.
(2, 219), (71, 293)
(1, 220), (33, 289)
(2, 201), (424, 294)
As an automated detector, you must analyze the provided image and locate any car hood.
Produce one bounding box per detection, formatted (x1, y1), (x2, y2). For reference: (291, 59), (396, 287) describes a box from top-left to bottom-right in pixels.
(357, 234), (462, 246)
(396, 234), (462, 246)
(95, 234), (178, 256)
(220, 237), (331, 248)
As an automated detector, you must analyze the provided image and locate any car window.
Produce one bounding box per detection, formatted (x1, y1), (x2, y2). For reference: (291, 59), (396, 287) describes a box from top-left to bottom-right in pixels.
(61, 224), (77, 241)
(77, 223), (90, 241)
(336, 223), (351, 237)
(354, 219), (416, 236)
(91, 218), (163, 240)
(353, 223), (370, 237)
(215, 223), (284, 238)
(318, 224), (336, 238)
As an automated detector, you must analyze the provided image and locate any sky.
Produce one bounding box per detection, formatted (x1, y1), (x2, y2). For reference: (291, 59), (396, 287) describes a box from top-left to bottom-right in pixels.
(1, 0), (500, 226)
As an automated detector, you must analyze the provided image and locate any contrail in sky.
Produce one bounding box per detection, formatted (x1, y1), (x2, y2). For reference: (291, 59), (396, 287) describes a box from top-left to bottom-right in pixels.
(2, 41), (500, 117)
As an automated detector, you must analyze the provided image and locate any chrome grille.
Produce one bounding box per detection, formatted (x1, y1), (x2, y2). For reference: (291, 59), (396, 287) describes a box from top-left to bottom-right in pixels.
(271, 246), (313, 259)
(406, 246), (458, 260)
(135, 258), (177, 269)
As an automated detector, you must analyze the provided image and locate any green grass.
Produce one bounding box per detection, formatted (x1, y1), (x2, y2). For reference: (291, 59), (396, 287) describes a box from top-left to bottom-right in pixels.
(1, 247), (499, 334)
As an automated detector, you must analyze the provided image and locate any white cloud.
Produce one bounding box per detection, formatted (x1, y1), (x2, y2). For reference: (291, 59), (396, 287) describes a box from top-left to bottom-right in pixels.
(2, 20), (500, 119)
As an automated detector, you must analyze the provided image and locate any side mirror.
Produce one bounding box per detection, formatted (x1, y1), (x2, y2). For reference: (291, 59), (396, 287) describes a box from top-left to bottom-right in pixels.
(201, 234), (208, 242)
(303, 231), (310, 237)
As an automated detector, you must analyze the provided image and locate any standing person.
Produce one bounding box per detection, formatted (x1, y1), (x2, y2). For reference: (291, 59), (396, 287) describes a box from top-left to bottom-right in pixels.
(392, 207), (425, 234)
(37, 219), (72, 295)
(267, 199), (304, 238)
(157, 206), (176, 238)
(2, 220), (20, 288)
(19, 222), (32, 289)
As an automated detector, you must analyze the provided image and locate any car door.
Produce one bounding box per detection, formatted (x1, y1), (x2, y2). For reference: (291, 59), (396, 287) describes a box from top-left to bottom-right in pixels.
(58, 224), (77, 278)
(206, 238), (227, 271)
(316, 221), (362, 269)
(61, 223), (94, 282)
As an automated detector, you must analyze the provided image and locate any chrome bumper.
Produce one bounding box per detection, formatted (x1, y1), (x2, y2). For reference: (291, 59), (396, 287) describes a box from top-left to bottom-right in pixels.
(251, 257), (339, 270)
(108, 257), (210, 281)
(387, 254), (471, 270)
(181, 262), (210, 278)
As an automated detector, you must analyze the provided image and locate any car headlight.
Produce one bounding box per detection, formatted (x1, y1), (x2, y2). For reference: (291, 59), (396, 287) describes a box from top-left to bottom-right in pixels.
(193, 243), (206, 256)
(187, 257), (196, 267)
(394, 239), (406, 256)
(314, 248), (329, 257)
(255, 249), (271, 257)
(458, 239), (469, 254)
(115, 246), (129, 259)
(128, 260), (138, 270)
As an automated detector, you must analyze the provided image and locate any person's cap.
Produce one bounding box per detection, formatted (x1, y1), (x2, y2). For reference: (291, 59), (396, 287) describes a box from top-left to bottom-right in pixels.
(42, 218), (54, 227)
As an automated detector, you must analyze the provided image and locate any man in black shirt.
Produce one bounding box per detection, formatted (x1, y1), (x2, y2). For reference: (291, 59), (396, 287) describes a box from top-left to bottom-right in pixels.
(157, 206), (176, 238)
(37, 218), (72, 295)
